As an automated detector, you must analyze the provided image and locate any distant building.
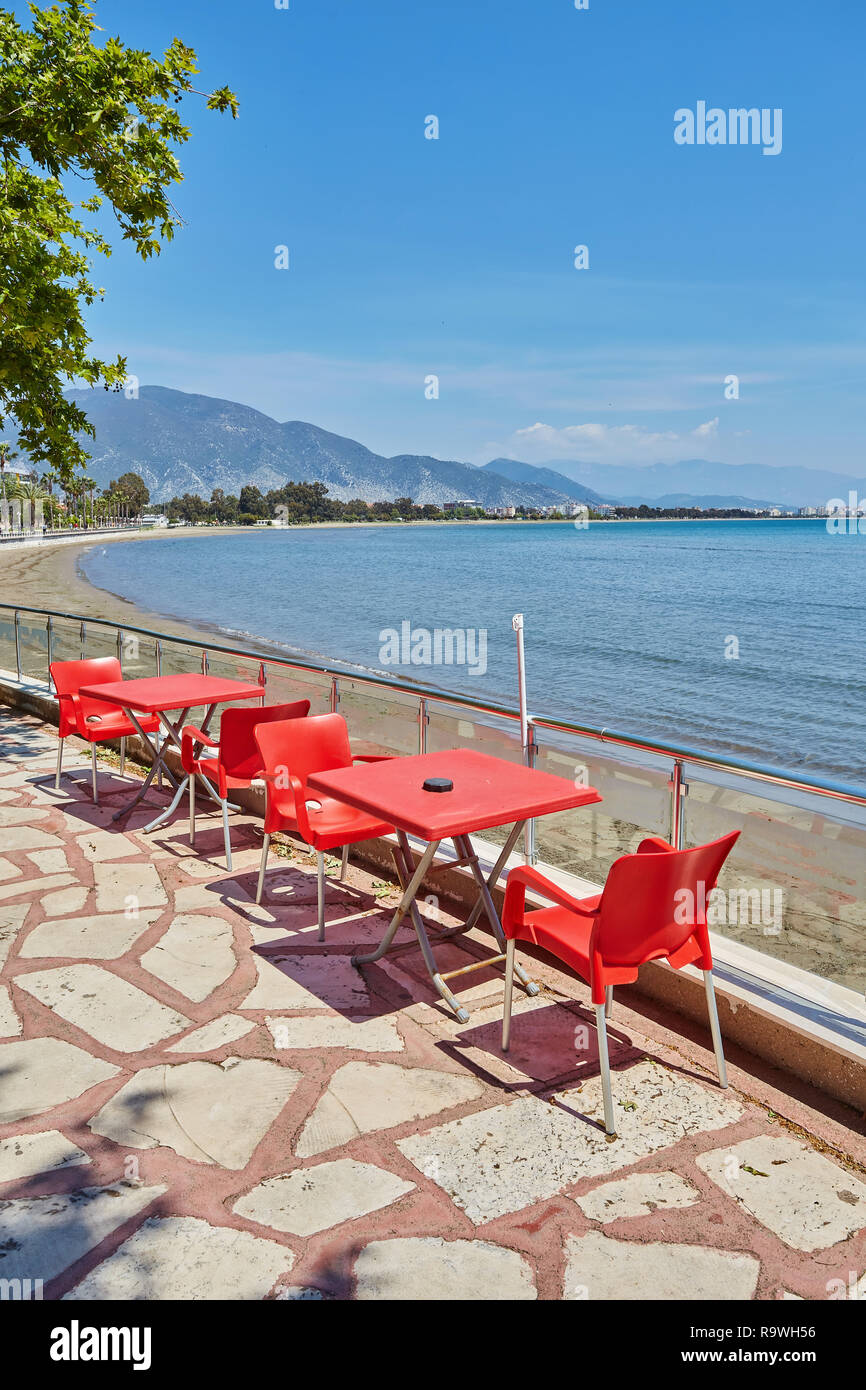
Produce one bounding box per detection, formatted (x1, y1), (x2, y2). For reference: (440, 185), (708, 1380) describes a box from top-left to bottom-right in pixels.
(444, 499), (483, 511)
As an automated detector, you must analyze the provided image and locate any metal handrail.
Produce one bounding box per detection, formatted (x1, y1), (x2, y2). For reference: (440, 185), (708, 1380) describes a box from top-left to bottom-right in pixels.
(2, 600), (866, 813)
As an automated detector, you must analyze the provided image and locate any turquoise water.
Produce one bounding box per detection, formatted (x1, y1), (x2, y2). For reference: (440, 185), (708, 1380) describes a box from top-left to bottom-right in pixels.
(81, 520), (866, 784)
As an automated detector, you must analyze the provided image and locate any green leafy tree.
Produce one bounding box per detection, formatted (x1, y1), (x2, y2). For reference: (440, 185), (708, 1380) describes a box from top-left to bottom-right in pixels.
(104, 470), (149, 515)
(0, 1), (237, 485)
(238, 484), (268, 518)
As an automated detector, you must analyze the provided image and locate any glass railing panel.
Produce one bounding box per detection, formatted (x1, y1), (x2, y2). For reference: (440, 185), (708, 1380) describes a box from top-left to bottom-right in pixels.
(257, 663), (331, 718)
(16, 614), (50, 681)
(48, 617), (86, 669)
(338, 678), (420, 755)
(79, 622), (119, 663)
(0, 610), (15, 675)
(115, 632), (158, 681)
(426, 700), (523, 763)
(532, 733), (673, 882)
(683, 770), (866, 993)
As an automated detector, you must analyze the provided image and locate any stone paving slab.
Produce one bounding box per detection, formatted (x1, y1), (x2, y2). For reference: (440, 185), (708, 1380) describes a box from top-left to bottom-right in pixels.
(265, 1013), (404, 1053)
(563, 1232), (760, 1300)
(297, 1060), (485, 1158)
(0, 983), (22, 1036)
(43, 886), (90, 917)
(28, 848), (69, 874)
(0, 903), (30, 968)
(63, 1216), (293, 1300)
(575, 1171), (700, 1224)
(234, 1158), (415, 1237)
(19, 911), (162, 960)
(398, 1061), (743, 1224)
(241, 951), (370, 1011)
(0, 1037), (120, 1123)
(76, 829), (140, 862)
(1, 825), (64, 852)
(696, 1135), (866, 1252)
(15, 964), (192, 1051)
(93, 861), (168, 913)
(140, 914), (237, 1001)
(353, 1237), (537, 1300)
(166, 1014), (256, 1053)
(0, 1183), (165, 1284)
(89, 1057), (302, 1169)
(0, 870), (73, 901)
(0, 1130), (91, 1184)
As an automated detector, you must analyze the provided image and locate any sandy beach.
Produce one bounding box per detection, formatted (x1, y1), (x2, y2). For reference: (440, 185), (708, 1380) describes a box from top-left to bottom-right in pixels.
(0, 527), (245, 649)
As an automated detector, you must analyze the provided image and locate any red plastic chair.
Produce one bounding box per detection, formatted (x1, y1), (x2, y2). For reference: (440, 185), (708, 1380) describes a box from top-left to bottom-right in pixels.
(181, 699), (310, 870)
(502, 831), (740, 1137)
(253, 713), (395, 939)
(50, 657), (161, 804)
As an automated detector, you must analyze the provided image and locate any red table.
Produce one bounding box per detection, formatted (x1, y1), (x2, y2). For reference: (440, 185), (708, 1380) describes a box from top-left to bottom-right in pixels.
(78, 673), (265, 829)
(308, 748), (602, 1021)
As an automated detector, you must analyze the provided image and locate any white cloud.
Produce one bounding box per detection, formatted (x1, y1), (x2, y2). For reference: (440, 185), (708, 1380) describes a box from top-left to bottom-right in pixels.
(691, 417), (719, 439)
(500, 420), (696, 464)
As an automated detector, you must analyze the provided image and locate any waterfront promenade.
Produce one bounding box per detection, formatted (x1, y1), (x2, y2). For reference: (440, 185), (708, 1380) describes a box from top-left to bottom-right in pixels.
(1, 705), (864, 1299)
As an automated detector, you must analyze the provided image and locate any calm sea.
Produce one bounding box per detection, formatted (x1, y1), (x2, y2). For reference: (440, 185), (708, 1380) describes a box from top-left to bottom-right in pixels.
(81, 519), (866, 785)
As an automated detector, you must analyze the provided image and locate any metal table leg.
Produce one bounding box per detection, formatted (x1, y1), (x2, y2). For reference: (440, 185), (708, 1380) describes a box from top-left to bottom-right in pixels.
(139, 705), (240, 833)
(352, 825), (537, 1022)
(453, 833), (540, 997)
(111, 708), (183, 821)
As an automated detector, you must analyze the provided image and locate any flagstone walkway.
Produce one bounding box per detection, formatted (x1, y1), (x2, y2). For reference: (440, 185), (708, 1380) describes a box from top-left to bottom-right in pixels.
(1, 705), (864, 1300)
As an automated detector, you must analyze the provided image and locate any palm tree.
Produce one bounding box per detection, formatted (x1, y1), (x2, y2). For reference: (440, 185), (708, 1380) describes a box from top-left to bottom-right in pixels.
(8, 476), (47, 531)
(0, 441), (18, 509)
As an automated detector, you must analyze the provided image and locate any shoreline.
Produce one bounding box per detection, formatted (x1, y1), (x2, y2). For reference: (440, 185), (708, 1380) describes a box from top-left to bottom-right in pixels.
(0, 524), (863, 798)
(0, 527), (246, 654)
(0, 514), (821, 659)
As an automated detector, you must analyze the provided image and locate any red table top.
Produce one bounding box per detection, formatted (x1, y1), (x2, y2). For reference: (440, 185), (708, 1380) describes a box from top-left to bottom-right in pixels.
(308, 748), (602, 841)
(78, 674), (265, 714)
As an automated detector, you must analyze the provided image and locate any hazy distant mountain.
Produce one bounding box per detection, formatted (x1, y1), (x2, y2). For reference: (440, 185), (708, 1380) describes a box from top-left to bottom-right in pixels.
(481, 458), (607, 504)
(524, 458), (856, 509)
(65, 387), (574, 508)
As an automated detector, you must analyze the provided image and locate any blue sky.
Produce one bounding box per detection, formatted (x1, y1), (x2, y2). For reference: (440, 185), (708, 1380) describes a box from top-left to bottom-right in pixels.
(61, 1), (866, 472)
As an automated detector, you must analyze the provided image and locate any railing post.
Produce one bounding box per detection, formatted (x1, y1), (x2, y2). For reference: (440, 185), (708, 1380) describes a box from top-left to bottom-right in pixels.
(258, 661), (267, 703)
(418, 696), (428, 755)
(669, 758), (687, 849)
(330, 675), (340, 713)
(46, 615), (53, 677)
(79, 620), (86, 659)
(201, 648), (209, 676)
(525, 719), (538, 864)
(13, 609), (21, 681)
(155, 639), (162, 677)
(116, 627), (124, 671)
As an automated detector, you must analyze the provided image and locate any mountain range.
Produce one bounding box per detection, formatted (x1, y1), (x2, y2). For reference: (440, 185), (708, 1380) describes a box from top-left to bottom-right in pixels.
(484, 457), (853, 510)
(64, 387), (576, 509)
(62, 385), (856, 510)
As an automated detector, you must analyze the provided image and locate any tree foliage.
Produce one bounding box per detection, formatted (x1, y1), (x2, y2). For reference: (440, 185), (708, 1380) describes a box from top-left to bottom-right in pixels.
(0, 0), (237, 483)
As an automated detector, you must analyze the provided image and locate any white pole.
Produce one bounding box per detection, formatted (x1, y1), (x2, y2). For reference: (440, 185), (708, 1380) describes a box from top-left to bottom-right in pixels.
(512, 613), (528, 751)
(512, 614), (535, 862)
